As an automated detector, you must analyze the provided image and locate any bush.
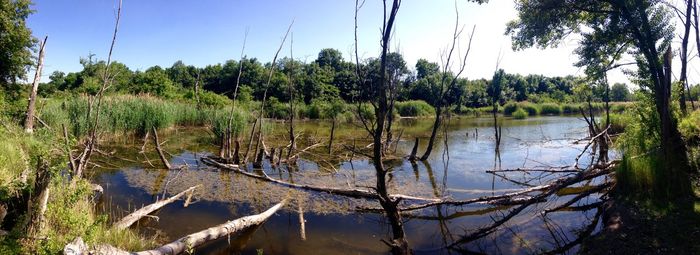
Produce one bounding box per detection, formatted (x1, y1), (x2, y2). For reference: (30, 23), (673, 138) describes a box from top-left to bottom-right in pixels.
(539, 103), (562, 115)
(395, 100), (435, 117)
(611, 103), (627, 113)
(519, 102), (540, 116)
(503, 102), (519, 116)
(512, 108), (528, 119)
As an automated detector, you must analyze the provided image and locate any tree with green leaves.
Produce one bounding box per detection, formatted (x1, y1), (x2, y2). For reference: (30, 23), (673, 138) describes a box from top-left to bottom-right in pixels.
(507, 0), (691, 197)
(0, 0), (35, 95)
(611, 83), (631, 101)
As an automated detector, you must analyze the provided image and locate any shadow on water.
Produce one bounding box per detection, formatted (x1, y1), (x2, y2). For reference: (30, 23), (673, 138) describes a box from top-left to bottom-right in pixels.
(90, 116), (609, 254)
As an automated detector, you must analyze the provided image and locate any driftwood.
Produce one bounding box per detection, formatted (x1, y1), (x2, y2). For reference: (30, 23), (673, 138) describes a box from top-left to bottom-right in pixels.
(201, 157), (440, 202)
(65, 200), (286, 255)
(360, 161), (617, 213)
(113, 185), (199, 230)
(445, 162), (616, 248)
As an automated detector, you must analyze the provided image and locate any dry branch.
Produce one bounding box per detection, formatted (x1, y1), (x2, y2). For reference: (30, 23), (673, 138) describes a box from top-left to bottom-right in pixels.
(66, 200), (286, 255)
(152, 127), (172, 170)
(113, 185), (199, 230)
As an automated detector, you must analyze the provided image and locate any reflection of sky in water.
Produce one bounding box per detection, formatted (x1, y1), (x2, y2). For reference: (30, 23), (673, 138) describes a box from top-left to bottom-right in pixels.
(92, 116), (609, 255)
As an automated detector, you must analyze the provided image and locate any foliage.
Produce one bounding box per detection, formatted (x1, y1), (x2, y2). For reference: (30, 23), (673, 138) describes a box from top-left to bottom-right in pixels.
(395, 100), (435, 117)
(512, 108), (528, 119)
(0, 0), (35, 90)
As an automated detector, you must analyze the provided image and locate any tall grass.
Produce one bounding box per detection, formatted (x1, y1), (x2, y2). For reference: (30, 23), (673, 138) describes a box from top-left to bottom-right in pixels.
(512, 108), (528, 119)
(539, 103), (562, 115)
(41, 95), (244, 137)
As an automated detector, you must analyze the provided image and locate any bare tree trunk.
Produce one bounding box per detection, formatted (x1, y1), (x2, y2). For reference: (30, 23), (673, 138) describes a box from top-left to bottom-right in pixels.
(242, 118), (258, 164)
(113, 185), (199, 230)
(26, 158), (50, 238)
(152, 127), (172, 170)
(408, 137), (419, 161)
(328, 119), (336, 154)
(288, 33), (297, 159)
(374, 1), (409, 253)
(66, 200), (287, 255)
(227, 31), (248, 160)
(24, 36), (48, 134)
(253, 148), (265, 169)
(421, 107), (441, 160)
(679, 0), (693, 115)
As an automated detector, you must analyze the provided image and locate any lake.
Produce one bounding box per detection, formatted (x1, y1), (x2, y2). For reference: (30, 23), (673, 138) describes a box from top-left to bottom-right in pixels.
(90, 115), (607, 254)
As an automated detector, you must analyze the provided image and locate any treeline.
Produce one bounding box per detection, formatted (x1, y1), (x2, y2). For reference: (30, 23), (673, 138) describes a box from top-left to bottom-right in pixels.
(37, 49), (637, 110)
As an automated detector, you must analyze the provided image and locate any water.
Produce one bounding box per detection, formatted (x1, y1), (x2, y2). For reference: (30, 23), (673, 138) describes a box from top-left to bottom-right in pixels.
(90, 115), (607, 254)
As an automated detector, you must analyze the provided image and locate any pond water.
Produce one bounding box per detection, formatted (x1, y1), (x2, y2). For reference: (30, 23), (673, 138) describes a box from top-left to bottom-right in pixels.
(90, 115), (608, 254)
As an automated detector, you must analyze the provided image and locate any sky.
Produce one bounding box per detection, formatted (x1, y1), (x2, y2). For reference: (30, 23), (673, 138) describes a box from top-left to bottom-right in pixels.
(25, 0), (696, 85)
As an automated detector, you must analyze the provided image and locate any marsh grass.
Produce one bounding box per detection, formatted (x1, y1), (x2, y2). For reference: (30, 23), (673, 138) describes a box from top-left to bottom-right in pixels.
(41, 95), (246, 137)
(512, 108), (528, 119)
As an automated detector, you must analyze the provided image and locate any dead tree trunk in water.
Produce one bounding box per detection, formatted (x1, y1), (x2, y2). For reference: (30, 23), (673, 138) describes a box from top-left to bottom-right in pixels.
(226, 30), (248, 160)
(420, 12), (475, 161)
(288, 33), (297, 159)
(408, 137), (419, 161)
(253, 21), (294, 166)
(24, 36), (48, 134)
(328, 118), (336, 154)
(152, 127), (172, 170)
(372, 1), (409, 254)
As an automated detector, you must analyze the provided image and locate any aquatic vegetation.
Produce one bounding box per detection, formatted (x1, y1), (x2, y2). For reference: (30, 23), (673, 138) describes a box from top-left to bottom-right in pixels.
(539, 103), (562, 115)
(512, 108), (528, 119)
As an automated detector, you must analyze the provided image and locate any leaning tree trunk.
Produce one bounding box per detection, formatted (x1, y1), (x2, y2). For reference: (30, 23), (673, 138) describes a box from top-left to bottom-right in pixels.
(420, 106), (442, 161)
(24, 36), (48, 134)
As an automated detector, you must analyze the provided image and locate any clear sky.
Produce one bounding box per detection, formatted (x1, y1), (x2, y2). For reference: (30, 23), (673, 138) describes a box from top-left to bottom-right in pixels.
(26, 0), (695, 85)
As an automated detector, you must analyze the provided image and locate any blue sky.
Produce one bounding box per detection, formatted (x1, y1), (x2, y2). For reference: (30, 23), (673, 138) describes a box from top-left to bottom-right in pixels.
(27, 0), (652, 84)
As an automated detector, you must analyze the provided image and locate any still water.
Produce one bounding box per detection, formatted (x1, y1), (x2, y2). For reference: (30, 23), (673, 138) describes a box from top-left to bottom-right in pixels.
(91, 116), (606, 254)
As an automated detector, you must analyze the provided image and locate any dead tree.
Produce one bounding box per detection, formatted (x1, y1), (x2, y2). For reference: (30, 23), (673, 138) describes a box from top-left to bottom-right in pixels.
(287, 33), (298, 160)
(420, 6), (475, 161)
(72, 0), (122, 179)
(253, 21), (294, 165)
(24, 36), (48, 134)
(225, 30), (249, 162)
(678, 0), (693, 115)
(152, 127), (172, 170)
(370, 0), (409, 253)
(25, 158), (50, 238)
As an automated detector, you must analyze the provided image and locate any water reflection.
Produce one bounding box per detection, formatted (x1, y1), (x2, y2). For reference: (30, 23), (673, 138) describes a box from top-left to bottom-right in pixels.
(91, 116), (606, 254)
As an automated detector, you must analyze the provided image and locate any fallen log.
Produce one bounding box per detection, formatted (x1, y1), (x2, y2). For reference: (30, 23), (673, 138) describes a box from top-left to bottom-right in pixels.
(201, 157), (440, 203)
(65, 200), (287, 255)
(152, 127), (172, 170)
(113, 185), (199, 230)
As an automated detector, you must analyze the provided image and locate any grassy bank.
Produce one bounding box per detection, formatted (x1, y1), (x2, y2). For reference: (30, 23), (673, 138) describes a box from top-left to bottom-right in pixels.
(0, 122), (154, 254)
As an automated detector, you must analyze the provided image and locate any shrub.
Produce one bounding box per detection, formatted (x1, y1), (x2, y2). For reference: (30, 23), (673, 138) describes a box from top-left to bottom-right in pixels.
(518, 102), (540, 116)
(502, 102), (519, 116)
(512, 108), (528, 119)
(395, 100), (435, 117)
(539, 103), (562, 115)
(611, 103), (627, 113)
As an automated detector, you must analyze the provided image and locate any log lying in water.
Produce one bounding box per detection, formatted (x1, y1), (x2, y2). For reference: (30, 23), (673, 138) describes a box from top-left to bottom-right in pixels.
(201, 156), (441, 203)
(65, 199), (287, 255)
(113, 185), (199, 230)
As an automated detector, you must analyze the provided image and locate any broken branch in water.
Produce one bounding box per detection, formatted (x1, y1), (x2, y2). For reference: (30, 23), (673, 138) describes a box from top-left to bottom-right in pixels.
(65, 199), (287, 255)
(113, 185), (200, 230)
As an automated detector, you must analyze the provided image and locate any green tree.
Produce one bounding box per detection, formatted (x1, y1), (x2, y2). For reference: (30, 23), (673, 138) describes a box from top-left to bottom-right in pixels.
(611, 83), (631, 101)
(0, 0), (35, 91)
(130, 66), (175, 98)
(315, 48), (344, 71)
(507, 0), (690, 198)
